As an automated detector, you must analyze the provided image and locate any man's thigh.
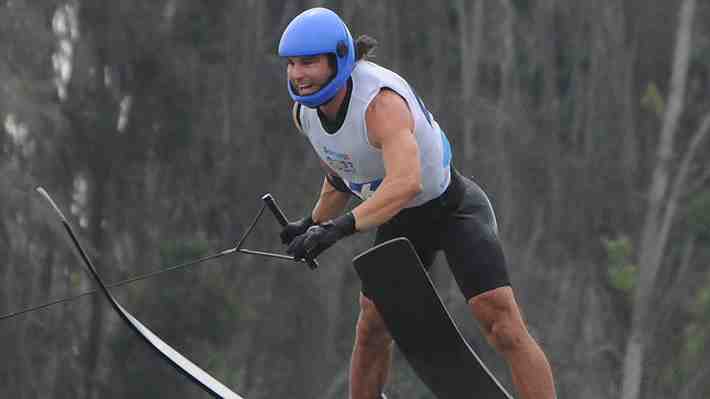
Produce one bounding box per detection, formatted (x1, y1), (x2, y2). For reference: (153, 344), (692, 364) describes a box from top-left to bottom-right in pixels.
(441, 178), (511, 300)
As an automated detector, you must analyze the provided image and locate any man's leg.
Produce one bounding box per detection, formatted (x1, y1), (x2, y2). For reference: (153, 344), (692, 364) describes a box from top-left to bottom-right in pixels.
(350, 293), (393, 399)
(469, 286), (556, 399)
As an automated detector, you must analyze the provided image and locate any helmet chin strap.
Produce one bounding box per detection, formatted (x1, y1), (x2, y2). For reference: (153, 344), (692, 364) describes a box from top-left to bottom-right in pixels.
(291, 69), (339, 107)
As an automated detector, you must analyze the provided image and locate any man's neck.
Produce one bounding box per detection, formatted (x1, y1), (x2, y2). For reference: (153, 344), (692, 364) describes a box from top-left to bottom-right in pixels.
(318, 86), (348, 121)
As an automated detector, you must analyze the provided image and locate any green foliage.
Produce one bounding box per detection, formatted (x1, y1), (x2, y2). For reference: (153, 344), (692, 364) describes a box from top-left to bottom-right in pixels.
(515, 50), (544, 104)
(511, 0), (531, 17)
(69, 270), (83, 288)
(172, 0), (230, 63)
(4, 0), (709, 397)
(641, 82), (665, 119)
(603, 236), (638, 293)
(684, 324), (706, 356)
(108, 239), (243, 397)
(158, 238), (209, 265)
(560, 95), (576, 132)
(688, 191), (710, 242)
(555, 46), (590, 97)
(156, 239), (241, 341)
(674, 282), (710, 384)
(691, 44), (710, 68)
(697, 285), (710, 317)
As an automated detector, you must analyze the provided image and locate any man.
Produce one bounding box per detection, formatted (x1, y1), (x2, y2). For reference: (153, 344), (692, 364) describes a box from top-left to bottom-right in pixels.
(278, 7), (556, 399)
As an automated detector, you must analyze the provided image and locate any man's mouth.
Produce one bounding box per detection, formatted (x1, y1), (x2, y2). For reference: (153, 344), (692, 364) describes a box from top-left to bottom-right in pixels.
(296, 83), (316, 94)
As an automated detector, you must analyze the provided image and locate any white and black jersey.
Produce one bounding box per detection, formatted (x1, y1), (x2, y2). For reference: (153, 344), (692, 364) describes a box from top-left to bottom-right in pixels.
(296, 61), (452, 207)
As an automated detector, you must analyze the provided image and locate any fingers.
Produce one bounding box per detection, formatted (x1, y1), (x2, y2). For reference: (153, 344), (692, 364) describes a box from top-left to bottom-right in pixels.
(287, 226), (325, 260)
(280, 217), (315, 244)
(287, 234), (308, 259)
(303, 233), (319, 253)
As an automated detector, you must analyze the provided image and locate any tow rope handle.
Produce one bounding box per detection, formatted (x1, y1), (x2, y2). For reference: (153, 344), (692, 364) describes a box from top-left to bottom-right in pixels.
(262, 193), (319, 270)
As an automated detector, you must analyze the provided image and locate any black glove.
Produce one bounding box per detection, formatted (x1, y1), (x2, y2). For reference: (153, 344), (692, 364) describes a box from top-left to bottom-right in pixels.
(287, 213), (357, 260)
(280, 216), (315, 244)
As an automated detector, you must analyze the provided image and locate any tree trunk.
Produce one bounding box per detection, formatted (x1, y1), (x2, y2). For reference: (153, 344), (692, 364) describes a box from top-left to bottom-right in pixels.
(621, 1), (696, 398)
(456, 0), (483, 163)
(494, 0), (516, 234)
(84, 170), (108, 399)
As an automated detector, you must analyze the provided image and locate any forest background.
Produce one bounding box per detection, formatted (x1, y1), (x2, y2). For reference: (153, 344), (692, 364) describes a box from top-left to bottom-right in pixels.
(1, 1), (709, 398)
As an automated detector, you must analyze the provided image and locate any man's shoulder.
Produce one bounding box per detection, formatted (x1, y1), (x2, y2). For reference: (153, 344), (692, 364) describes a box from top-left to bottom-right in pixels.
(367, 88), (408, 113)
(365, 88), (414, 146)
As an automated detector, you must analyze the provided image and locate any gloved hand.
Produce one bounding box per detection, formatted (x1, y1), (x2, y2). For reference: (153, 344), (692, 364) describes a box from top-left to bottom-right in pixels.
(280, 216), (315, 244)
(287, 213), (356, 260)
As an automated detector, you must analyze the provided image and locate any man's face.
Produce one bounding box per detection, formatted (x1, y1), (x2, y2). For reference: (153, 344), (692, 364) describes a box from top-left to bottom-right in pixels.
(286, 55), (332, 96)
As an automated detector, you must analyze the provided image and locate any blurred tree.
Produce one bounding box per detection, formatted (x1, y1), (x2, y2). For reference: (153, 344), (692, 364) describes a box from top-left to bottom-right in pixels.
(1, 0), (710, 398)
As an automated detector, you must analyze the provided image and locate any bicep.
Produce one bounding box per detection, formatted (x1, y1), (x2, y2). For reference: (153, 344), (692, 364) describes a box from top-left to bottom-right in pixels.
(381, 129), (420, 179)
(366, 90), (420, 178)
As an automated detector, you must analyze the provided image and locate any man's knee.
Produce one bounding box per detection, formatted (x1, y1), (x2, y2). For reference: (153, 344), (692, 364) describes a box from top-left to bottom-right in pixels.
(486, 315), (529, 354)
(469, 287), (529, 354)
(356, 294), (393, 349)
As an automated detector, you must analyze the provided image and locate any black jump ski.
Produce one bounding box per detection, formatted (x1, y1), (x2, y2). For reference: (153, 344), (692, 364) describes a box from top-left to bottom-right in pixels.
(37, 187), (244, 399)
(353, 237), (513, 399)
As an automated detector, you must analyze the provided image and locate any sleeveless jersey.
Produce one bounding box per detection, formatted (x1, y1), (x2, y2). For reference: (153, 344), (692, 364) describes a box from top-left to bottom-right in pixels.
(298, 61), (452, 208)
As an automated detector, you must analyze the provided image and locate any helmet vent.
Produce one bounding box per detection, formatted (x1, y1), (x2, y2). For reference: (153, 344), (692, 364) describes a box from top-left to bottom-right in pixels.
(337, 41), (348, 58)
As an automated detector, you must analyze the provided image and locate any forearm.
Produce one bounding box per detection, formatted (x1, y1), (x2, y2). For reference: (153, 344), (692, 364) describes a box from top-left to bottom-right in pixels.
(351, 176), (421, 231)
(312, 177), (351, 223)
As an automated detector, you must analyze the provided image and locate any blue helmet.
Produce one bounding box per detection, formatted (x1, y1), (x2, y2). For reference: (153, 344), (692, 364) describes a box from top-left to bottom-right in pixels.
(278, 8), (355, 108)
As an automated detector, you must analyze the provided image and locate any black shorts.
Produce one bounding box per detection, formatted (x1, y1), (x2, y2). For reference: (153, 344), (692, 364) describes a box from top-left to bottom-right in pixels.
(373, 168), (511, 301)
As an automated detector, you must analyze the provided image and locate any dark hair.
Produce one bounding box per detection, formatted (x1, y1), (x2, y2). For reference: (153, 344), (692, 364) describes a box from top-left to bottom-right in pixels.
(326, 34), (378, 72)
(355, 35), (378, 61)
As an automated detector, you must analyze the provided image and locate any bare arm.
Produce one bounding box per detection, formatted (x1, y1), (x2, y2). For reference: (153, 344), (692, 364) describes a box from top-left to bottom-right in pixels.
(312, 175), (351, 223)
(351, 89), (422, 231)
